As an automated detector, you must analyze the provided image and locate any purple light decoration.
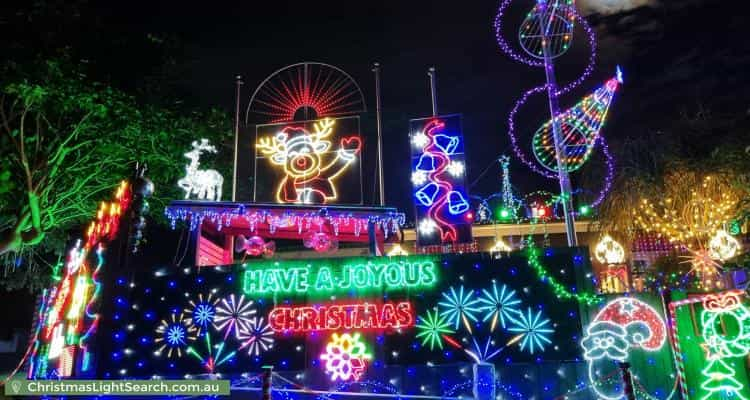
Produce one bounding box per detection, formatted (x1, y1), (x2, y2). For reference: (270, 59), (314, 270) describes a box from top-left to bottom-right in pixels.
(496, 0), (616, 208)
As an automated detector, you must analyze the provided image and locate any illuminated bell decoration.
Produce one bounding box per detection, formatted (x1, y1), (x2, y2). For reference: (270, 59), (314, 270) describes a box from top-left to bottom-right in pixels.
(415, 182), (440, 207)
(177, 139), (224, 201)
(708, 229), (741, 261)
(415, 153), (438, 172)
(433, 134), (460, 155)
(235, 235), (275, 257)
(447, 191), (470, 215)
(594, 235), (625, 265)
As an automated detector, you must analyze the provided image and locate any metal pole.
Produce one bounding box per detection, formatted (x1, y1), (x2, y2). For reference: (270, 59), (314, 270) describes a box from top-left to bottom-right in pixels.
(617, 362), (637, 400)
(538, 0), (577, 246)
(372, 62), (386, 206)
(232, 75), (243, 202)
(428, 67), (438, 117)
(261, 365), (273, 400)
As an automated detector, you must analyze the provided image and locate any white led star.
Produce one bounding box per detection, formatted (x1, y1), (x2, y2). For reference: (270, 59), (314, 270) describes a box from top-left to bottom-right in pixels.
(412, 132), (429, 147)
(419, 218), (438, 235)
(411, 171), (428, 186)
(447, 161), (465, 177)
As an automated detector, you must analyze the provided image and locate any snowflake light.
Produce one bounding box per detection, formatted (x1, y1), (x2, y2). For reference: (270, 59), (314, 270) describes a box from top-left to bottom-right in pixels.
(412, 132), (429, 147)
(155, 313), (197, 358)
(419, 218), (438, 235)
(411, 171), (428, 186)
(213, 294), (256, 340)
(507, 307), (553, 354)
(320, 333), (372, 381)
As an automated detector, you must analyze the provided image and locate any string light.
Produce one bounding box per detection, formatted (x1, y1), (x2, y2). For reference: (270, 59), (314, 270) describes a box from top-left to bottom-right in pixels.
(498, 0), (616, 208)
(28, 181), (133, 379)
(164, 204), (405, 239)
(634, 175), (739, 250)
(526, 246), (600, 305)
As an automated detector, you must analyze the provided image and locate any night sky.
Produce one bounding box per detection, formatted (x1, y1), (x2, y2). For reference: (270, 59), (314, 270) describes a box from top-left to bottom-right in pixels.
(4, 0), (748, 214)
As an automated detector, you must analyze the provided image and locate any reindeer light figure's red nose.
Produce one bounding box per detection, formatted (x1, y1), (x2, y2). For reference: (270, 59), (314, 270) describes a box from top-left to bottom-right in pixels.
(295, 156), (309, 169)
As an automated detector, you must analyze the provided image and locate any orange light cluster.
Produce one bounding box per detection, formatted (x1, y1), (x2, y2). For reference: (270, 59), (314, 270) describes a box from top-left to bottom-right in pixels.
(634, 175), (739, 250)
(85, 181), (130, 248)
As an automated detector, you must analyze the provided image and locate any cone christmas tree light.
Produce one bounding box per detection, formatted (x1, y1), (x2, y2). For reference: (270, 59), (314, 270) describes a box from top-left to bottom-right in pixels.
(532, 69), (622, 173)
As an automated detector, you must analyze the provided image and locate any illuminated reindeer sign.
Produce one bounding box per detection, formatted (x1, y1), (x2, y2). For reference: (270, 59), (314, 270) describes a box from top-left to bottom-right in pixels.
(177, 139), (224, 201)
(257, 118), (361, 204)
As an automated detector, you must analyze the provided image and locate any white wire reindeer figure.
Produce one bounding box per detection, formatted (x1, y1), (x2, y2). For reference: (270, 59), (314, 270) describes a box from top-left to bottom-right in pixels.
(177, 139), (224, 201)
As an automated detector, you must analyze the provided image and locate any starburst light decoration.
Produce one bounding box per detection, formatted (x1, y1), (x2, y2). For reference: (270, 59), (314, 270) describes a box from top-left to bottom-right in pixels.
(477, 282), (521, 331)
(185, 293), (219, 334)
(213, 294), (256, 340)
(155, 313), (197, 358)
(415, 309), (455, 350)
(186, 330), (236, 374)
(507, 307), (554, 354)
(438, 285), (482, 333)
(237, 316), (275, 356)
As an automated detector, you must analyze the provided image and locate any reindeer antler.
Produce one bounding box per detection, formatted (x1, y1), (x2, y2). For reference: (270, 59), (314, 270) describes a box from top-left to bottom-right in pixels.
(313, 118), (336, 140)
(257, 132), (289, 164)
(192, 138), (218, 153)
